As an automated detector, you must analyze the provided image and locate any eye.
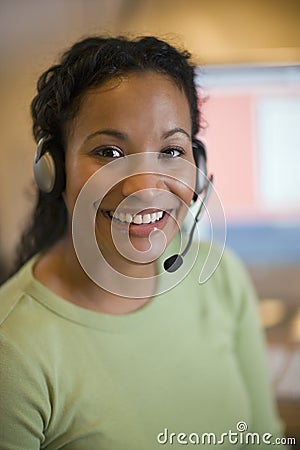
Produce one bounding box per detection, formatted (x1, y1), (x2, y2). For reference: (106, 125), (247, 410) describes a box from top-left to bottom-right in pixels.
(160, 147), (185, 158)
(92, 146), (124, 159)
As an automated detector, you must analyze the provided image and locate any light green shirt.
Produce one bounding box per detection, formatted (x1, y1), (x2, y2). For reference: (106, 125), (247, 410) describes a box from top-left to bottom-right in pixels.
(0, 241), (284, 449)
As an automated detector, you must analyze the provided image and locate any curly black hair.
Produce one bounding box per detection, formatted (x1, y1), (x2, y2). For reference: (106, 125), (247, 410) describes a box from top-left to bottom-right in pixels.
(14, 35), (202, 271)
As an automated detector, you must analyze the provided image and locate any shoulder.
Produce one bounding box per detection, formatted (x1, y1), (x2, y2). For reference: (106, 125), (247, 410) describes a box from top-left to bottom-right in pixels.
(190, 240), (259, 318)
(0, 266), (52, 445)
(211, 243), (255, 294)
(188, 239), (254, 289)
(0, 257), (64, 404)
(0, 262), (31, 327)
(0, 257), (52, 349)
(0, 261), (42, 369)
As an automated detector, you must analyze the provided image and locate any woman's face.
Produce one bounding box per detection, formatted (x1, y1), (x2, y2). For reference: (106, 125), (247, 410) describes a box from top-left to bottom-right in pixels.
(64, 71), (196, 268)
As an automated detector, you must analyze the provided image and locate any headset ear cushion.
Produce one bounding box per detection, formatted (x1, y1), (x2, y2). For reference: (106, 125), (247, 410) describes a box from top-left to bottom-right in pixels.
(33, 151), (55, 193)
(192, 140), (207, 201)
(33, 143), (65, 197)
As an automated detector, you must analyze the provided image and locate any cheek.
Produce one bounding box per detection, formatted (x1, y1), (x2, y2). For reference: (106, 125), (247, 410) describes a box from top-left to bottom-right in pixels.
(64, 159), (98, 214)
(166, 171), (196, 207)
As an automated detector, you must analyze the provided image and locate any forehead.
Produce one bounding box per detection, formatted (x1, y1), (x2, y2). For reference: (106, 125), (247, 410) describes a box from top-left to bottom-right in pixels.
(69, 71), (191, 139)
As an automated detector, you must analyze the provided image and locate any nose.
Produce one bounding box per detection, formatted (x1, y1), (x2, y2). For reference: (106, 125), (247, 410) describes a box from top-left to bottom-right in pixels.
(121, 173), (167, 201)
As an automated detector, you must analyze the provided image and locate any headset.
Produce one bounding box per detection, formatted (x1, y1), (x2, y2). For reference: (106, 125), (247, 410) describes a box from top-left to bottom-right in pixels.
(33, 137), (208, 199)
(33, 137), (65, 198)
(192, 139), (208, 200)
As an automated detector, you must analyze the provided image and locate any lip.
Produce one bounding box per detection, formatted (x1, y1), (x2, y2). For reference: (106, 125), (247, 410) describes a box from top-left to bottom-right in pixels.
(101, 209), (173, 238)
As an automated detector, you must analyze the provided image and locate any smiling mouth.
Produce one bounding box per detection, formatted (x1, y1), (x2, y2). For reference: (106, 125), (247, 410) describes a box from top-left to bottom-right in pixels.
(100, 208), (175, 238)
(104, 208), (170, 233)
(108, 209), (165, 225)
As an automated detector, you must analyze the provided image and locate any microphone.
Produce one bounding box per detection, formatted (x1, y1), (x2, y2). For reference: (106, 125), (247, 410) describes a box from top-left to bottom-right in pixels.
(163, 175), (213, 273)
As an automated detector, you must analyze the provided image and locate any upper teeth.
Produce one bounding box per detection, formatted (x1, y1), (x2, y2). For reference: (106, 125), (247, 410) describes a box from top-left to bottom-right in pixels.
(109, 210), (164, 224)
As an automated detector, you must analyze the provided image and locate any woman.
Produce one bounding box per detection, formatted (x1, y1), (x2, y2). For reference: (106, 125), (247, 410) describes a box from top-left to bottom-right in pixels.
(0, 36), (284, 449)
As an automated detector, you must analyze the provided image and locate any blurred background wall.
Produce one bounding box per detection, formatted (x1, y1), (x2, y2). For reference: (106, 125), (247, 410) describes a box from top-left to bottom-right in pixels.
(0, 0), (300, 442)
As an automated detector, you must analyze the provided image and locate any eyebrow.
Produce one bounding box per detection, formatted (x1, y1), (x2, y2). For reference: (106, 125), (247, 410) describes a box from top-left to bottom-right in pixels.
(85, 129), (128, 143)
(84, 127), (191, 144)
(162, 127), (191, 140)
